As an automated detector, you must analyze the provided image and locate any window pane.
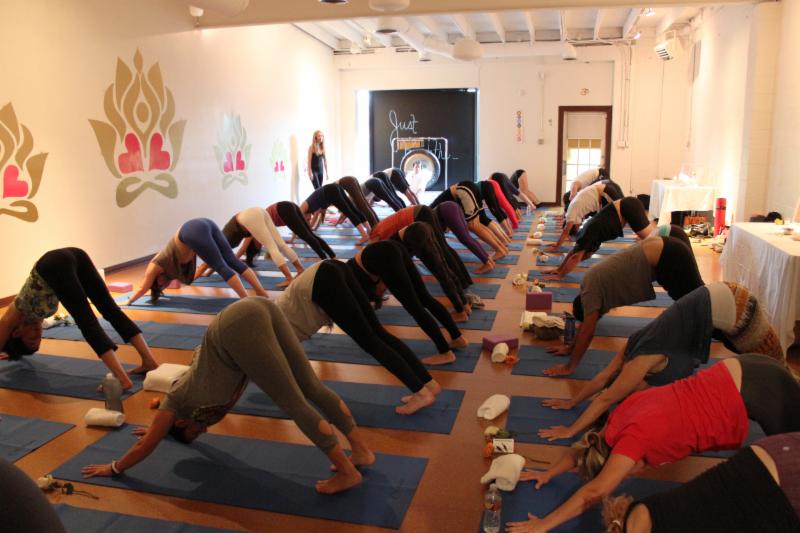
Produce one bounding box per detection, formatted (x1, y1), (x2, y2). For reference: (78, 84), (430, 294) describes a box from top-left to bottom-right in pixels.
(589, 149), (602, 165)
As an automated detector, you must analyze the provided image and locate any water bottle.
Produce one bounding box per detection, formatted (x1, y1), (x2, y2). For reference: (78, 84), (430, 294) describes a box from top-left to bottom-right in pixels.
(102, 373), (124, 413)
(564, 312), (576, 344)
(482, 483), (501, 533)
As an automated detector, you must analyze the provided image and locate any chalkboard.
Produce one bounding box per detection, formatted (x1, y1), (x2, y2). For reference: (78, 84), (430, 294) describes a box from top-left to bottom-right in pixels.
(369, 89), (477, 190)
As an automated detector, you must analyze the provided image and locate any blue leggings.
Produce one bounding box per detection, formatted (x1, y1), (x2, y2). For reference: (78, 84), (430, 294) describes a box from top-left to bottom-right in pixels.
(179, 218), (247, 281)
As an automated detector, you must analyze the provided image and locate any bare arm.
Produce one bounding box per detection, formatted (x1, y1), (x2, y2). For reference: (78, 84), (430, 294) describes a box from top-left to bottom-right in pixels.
(543, 348), (626, 410)
(546, 222), (575, 251)
(307, 147), (313, 179)
(544, 311), (599, 376)
(234, 236), (253, 260)
(81, 409), (176, 477)
(128, 262), (162, 305)
(322, 154), (328, 183)
(793, 197), (800, 223)
(519, 448), (578, 487)
(0, 303), (23, 357)
(544, 249), (585, 280)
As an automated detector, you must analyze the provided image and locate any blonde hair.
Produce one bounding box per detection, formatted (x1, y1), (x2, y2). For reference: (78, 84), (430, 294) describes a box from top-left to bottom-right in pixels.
(602, 495), (633, 533)
(312, 130), (325, 155)
(572, 430), (611, 480)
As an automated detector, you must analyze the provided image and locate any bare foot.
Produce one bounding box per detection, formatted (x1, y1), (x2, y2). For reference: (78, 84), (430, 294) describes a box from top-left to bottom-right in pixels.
(421, 351), (457, 365)
(129, 360), (159, 375)
(315, 469), (362, 494)
(450, 336), (469, 349)
(396, 389), (435, 415)
(276, 279), (292, 288)
(452, 311), (469, 322)
(464, 303), (472, 315)
(401, 380), (442, 402)
(475, 262), (494, 274)
(494, 250), (508, 261)
(331, 449), (376, 471)
(356, 237), (369, 245)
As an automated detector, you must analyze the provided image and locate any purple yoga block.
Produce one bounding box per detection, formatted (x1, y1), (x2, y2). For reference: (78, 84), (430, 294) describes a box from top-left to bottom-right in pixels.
(482, 334), (519, 352)
(526, 291), (553, 312)
(107, 281), (133, 293)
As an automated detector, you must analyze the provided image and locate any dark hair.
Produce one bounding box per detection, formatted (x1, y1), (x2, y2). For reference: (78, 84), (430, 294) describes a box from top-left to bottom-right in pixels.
(245, 240), (262, 267)
(168, 422), (193, 444)
(563, 192), (571, 210)
(765, 211), (783, 223)
(572, 295), (584, 323)
(149, 280), (163, 304)
(490, 172), (508, 182)
(598, 167), (609, 180)
(510, 169), (526, 180)
(2, 337), (35, 360)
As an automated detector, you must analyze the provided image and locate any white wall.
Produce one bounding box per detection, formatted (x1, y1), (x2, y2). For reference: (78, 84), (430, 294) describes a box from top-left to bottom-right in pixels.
(0, 0), (338, 297)
(767, 0), (800, 219)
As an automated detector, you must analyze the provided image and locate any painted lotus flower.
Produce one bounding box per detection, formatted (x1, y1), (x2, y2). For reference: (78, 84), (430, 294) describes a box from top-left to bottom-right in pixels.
(213, 113), (251, 189)
(0, 103), (48, 222)
(89, 49), (186, 207)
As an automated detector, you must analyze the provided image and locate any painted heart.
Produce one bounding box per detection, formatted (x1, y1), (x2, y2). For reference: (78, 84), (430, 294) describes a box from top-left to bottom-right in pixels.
(118, 133), (144, 174)
(235, 150), (245, 171)
(274, 161), (279, 172)
(3, 165), (28, 199)
(223, 152), (234, 173)
(279, 161), (285, 172)
(148, 133), (171, 171)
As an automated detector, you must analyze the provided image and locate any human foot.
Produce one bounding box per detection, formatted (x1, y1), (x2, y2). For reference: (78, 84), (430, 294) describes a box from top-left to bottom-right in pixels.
(475, 262), (494, 274)
(450, 336), (468, 349)
(452, 310), (469, 322)
(330, 448), (376, 471)
(315, 469), (362, 494)
(396, 389), (435, 415)
(276, 279), (292, 288)
(129, 360), (159, 375)
(400, 380), (441, 403)
(421, 351), (457, 365)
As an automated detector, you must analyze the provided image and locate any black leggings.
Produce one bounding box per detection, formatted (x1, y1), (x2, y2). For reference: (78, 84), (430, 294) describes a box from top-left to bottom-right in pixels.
(339, 176), (379, 227)
(374, 171), (406, 209)
(364, 177), (405, 211)
(389, 168), (410, 193)
(322, 184), (366, 226)
(361, 241), (462, 354)
(738, 354), (800, 436)
(311, 170), (323, 190)
(480, 181), (507, 222)
(312, 261), (431, 392)
(402, 222), (467, 312)
(275, 202), (335, 259)
(619, 196), (650, 232)
(491, 174), (523, 210)
(35, 248), (140, 356)
(414, 206), (472, 288)
(655, 236), (704, 301)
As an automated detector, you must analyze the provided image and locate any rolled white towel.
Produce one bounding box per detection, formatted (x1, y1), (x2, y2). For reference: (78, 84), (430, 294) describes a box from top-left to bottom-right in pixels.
(477, 394), (511, 420)
(536, 223), (545, 231)
(480, 454), (526, 491)
(84, 407), (125, 427)
(143, 363), (190, 393)
(491, 343), (509, 363)
(527, 238), (543, 246)
(533, 231), (543, 239)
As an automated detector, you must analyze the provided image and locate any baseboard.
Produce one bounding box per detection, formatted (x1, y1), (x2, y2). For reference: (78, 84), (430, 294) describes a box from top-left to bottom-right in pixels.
(104, 253), (154, 274)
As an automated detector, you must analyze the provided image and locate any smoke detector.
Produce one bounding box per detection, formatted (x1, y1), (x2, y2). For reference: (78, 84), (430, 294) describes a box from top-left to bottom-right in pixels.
(561, 42), (577, 61)
(418, 50), (432, 62)
(376, 15), (409, 34)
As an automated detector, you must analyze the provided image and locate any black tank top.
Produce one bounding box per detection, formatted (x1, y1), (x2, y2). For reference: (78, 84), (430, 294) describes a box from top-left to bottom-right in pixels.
(310, 152), (324, 175)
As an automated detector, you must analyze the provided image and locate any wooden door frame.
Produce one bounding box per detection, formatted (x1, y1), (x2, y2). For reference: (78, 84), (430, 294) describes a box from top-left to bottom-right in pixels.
(555, 105), (613, 206)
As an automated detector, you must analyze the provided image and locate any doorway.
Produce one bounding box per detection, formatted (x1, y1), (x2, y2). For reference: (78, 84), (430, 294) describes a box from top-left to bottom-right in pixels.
(556, 106), (612, 205)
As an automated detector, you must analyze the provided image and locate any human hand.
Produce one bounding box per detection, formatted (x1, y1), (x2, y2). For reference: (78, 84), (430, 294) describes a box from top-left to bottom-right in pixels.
(545, 345), (569, 356)
(544, 245), (559, 253)
(541, 398), (574, 410)
(0, 352), (8, 361)
(507, 513), (546, 532)
(543, 363), (573, 377)
(132, 427), (148, 439)
(81, 463), (113, 478)
(538, 425), (574, 441)
(519, 470), (551, 489)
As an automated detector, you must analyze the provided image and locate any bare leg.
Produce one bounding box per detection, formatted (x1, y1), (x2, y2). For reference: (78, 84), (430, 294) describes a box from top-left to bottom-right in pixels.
(128, 333), (158, 374)
(238, 269), (269, 298)
(292, 260), (305, 274)
(355, 223), (369, 245)
(469, 220), (507, 257)
(489, 220), (510, 244)
(501, 219), (513, 237)
(99, 350), (133, 390)
(396, 384), (435, 415)
(316, 443), (363, 494)
(276, 264), (294, 288)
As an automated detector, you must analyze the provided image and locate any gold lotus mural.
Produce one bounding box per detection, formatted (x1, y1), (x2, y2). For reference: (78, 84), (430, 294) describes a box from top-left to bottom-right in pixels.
(213, 113), (251, 189)
(0, 103), (48, 222)
(89, 49), (186, 207)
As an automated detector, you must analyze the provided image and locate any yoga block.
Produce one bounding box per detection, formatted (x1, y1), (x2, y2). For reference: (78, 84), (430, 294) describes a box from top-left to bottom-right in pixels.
(166, 279), (181, 289)
(482, 334), (519, 352)
(106, 282), (133, 293)
(526, 291), (553, 312)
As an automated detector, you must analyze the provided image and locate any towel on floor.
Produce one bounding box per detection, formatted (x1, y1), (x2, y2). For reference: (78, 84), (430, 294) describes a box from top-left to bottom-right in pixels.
(477, 394), (511, 420)
(143, 363), (189, 392)
(84, 408), (125, 427)
(491, 343), (509, 363)
(480, 454), (526, 491)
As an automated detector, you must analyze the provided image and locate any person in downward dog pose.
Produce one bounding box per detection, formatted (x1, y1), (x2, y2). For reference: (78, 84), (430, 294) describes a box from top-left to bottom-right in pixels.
(299, 184), (370, 244)
(265, 201), (336, 260)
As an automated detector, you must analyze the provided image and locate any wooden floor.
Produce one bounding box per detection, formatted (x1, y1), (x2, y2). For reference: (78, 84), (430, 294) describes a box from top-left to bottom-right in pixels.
(3, 220), (737, 533)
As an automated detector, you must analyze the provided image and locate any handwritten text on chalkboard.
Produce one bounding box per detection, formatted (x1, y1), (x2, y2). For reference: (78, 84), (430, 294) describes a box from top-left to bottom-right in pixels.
(388, 109), (419, 150)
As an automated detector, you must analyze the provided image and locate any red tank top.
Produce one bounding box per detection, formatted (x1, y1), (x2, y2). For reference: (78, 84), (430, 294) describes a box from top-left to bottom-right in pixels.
(266, 204), (284, 227)
(370, 207), (415, 241)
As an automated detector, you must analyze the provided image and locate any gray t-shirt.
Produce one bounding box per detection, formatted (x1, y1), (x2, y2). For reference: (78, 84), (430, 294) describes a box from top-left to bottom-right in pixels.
(275, 261), (332, 341)
(580, 244), (656, 316)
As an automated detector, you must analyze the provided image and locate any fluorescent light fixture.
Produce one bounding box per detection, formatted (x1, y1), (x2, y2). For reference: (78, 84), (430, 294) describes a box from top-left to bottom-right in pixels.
(642, 7), (655, 16)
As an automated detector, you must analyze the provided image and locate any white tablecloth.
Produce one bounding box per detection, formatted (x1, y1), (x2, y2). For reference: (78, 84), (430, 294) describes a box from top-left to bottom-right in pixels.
(720, 222), (800, 351)
(649, 180), (717, 222)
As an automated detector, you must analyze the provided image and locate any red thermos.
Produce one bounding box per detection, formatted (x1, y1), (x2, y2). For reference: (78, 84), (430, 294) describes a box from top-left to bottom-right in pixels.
(714, 198), (726, 236)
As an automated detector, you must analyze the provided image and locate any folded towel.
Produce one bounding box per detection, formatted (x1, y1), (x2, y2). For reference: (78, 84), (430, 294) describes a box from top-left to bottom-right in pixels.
(84, 408), (125, 427)
(533, 231), (543, 238)
(536, 224), (545, 231)
(477, 394), (511, 420)
(527, 239), (543, 246)
(143, 363), (190, 393)
(491, 343), (509, 363)
(480, 454), (526, 491)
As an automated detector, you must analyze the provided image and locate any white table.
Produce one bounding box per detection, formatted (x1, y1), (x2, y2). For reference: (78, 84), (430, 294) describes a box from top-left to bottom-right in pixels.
(721, 222), (800, 351)
(649, 179), (716, 223)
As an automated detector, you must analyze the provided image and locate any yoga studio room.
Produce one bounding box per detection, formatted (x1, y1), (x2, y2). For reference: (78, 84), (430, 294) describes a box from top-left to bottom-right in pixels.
(2, 0), (800, 531)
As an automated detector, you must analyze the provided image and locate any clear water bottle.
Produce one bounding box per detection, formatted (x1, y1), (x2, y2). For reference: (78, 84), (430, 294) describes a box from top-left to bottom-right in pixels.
(102, 373), (124, 413)
(482, 483), (501, 533)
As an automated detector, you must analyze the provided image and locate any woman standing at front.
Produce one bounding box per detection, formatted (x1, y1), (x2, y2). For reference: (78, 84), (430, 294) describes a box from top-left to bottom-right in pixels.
(307, 131), (327, 190)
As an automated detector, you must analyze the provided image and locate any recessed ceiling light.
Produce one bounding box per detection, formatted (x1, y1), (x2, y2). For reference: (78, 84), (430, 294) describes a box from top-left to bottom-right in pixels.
(319, 0), (349, 4)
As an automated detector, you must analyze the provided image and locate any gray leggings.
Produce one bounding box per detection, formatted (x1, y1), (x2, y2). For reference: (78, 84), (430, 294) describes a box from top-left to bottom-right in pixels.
(222, 298), (355, 452)
(738, 353), (800, 436)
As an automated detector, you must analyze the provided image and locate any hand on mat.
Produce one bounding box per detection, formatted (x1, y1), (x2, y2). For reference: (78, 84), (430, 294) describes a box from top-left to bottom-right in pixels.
(0, 352), (8, 360)
(543, 363), (573, 377)
(81, 463), (113, 478)
(132, 426), (149, 440)
(519, 469), (551, 489)
(544, 244), (560, 253)
(541, 398), (574, 410)
(507, 513), (546, 532)
(542, 271), (562, 281)
(538, 425), (573, 442)
(545, 345), (570, 356)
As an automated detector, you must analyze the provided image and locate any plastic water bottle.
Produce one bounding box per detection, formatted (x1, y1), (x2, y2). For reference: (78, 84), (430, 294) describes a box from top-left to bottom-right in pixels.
(482, 483), (501, 533)
(102, 373), (124, 413)
(564, 312), (576, 344)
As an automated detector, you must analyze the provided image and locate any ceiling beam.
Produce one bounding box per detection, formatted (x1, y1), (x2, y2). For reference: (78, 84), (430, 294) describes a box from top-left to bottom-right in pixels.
(451, 13), (476, 40)
(558, 10), (567, 41)
(622, 8), (640, 38)
(593, 8), (605, 40)
(320, 20), (368, 48)
(656, 7), (684, 36)
(418, 15), (449, 41)
(488, 13), (507, 43)
(352, 18), (392, 47)
(524, 11), (536, 45)
(293, 22), (340, 49)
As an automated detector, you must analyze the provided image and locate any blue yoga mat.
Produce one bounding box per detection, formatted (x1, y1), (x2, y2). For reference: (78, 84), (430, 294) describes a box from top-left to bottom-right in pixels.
(295, 247), (357, 258)
(554, 244), (618, 255)
(53, 428), (427, 529)
(459, 283), (501, 299)
(44, 320), (205, 351)
(542, 234), (636, 244)
(303, 335), (481, 373)
(54, 504), (237, 533)
(0, 353), (143, 400)
(498, 475), (679, 532)
(544, 286), (673, 308)
(536, 255), (603, 267)
(506, 395), (765, 458)
(511, 346), (617, 380)
(376, 305), (497, 331)
(527, 270), (663, 288)
(193, 273), (289, 290)
(0, 413), (74, 462)
(417, 264), (510, 279)
(594, 315), (653, 337)
(447, 241), (524, 252)
(232, 380), (465, 434)
(120, 294), (236, 315)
